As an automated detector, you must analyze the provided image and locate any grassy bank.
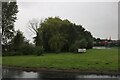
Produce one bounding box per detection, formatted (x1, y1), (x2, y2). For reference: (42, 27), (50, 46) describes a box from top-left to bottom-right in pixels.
(2, 48), (118, 72)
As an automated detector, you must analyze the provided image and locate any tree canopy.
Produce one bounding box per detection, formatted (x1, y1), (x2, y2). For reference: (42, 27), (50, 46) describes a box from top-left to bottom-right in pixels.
(2, 1), (18, 51)
(12, 30), (25, 51)
(34, 17), (93, 53)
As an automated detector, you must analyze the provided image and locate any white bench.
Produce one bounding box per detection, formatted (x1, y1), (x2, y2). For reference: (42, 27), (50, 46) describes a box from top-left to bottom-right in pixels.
(78, 49), (86, 53)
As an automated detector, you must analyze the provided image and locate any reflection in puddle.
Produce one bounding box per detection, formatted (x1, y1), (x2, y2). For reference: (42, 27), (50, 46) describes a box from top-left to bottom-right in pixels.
(15, 72), (38, 78)
(2, 68), (119, 80)
(77, 74), (118, 78)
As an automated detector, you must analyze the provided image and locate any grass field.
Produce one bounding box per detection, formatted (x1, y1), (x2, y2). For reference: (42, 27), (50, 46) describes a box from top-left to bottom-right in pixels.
(2, 48), (118, 72)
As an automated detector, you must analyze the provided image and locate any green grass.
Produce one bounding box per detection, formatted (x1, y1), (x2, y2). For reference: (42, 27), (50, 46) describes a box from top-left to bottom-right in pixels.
(2, 48), (118, 71)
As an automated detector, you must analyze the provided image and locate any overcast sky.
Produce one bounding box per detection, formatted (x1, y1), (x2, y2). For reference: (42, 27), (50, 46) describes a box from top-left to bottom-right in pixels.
(15, 2), (118, 42)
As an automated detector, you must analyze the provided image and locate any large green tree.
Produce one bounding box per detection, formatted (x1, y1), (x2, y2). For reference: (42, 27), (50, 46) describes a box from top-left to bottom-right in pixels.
(35, 17), (93, 52)
(2, 1), (18, 50)
(40, 17), (63, 51)
(49, 33), (67, 53)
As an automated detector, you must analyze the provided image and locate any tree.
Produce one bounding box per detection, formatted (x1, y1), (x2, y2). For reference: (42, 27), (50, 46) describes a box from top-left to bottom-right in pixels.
(28, 19), (43, 46)
(79, 39), (87, 48)
(12, 30), (25, 51)
(49, 33), (67, 53)
(40, 17), (63, 51)
(36, 17), (93, 52)
(84, 31), (93, 49)
(33, 32), (43, 46)
(70, 39), (87, 52)
(28, 19), (40, 34)
(2, 1), (18, 52)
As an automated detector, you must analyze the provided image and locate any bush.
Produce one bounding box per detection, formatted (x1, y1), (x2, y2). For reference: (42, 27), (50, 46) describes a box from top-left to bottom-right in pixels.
(3, 46), (45, 56)
(69, 44), (76, 52)
(2, 52), (22, 56)
(86, 41), (93, 49)
(19, 44), (35, 55)
(34, 46), (44, 56)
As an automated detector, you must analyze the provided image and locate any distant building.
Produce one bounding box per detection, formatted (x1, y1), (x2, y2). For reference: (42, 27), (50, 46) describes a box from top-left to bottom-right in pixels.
(93, 37), (119, 47)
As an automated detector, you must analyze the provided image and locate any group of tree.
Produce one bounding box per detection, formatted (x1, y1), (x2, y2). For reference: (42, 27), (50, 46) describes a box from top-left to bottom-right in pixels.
(31, 17), (93, 53)
(2, 1), (94, 56)
(1, 1), (39, 56)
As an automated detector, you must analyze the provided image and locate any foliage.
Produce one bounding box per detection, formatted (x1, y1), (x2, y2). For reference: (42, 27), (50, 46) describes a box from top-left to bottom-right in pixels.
(2, 2), (18, 51)
(3, 15), (94, 55)
(84, 31), (93, 49)
(34, 46), (44, 56)
(69, 39), (87, 52)
(2, 30), (32, 55)
(19, 44), (35, 55)
(33, 32), (43, 46)
(49, 33), (67, 53)
(75, 39), (87, 49)
(2, 52), (21, 56)
(34, 17), (93, 52)
(12, 30), (25, 52)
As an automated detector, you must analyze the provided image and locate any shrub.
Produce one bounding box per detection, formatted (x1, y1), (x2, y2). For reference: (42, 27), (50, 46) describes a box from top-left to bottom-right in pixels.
(2, 52), (22, 56)
(34, 46), (44, 56)
(3, 45), (45, 56)
(69, 44), (76, 52)
(19, 44), (35, 55)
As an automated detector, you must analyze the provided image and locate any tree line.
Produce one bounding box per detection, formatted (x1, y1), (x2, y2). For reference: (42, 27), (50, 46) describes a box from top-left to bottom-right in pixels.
(2, 1), (93, 56)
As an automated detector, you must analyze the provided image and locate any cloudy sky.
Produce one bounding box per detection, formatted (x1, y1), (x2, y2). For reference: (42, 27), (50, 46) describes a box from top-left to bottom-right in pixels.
(15, 1), (118, 42)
